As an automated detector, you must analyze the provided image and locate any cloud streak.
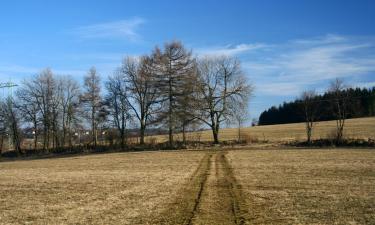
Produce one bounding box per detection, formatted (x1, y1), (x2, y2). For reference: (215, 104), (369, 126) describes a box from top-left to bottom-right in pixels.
(196, 43), (267, 56)
(71, 17), (145, 41)
(194, 35), (375, 96)
(243, 35), (375, 96)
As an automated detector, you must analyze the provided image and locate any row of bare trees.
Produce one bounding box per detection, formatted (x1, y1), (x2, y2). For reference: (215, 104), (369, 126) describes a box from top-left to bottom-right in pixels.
(0, 41), (253, 154)
(301, 78), (349, 144)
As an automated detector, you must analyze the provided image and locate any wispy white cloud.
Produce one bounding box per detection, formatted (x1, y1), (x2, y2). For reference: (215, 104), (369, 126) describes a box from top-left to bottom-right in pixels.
(70, 17), (145, 41)
(243, 34), (375, 96)
(0, 64), (38, 74)
(196, 43), (267, 56)
(353, 81), (375, 89)
(291, 34), (347, 45)
(256, 82), (305, 96)
(0, 64), (89, 81)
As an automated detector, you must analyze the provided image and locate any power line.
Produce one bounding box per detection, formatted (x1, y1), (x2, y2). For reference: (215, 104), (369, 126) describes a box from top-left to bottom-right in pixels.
(0, 82), (18, 99)
(0, 82), (18, 88)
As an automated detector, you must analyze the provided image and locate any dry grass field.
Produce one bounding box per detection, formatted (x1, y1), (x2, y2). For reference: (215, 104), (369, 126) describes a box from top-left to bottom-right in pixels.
(0, 151), (206, 224)
(147, 117), (375, 143)
(1, 148), (375, 224)
(227, 149), (375, 224)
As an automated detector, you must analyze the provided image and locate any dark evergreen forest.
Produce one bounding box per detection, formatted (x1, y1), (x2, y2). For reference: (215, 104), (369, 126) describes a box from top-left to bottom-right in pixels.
(258, 87), (375, 125)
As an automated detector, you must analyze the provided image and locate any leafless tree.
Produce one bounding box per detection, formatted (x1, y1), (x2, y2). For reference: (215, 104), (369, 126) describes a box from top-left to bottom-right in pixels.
(175, 65), (200, 144)
(105, 73), (130, 149)
(0, 97), (22, 154)
(81, 67), (103, 147)
(229, 100), (249, 143)
(59, 76), (81, 147)
(26, 69), (56, 150)
(197, 56), (253, 144)
(329, 78), (349, 143)
(153, 41), (195, 147)
(300, 90), (318, 144)
(120, 56), (159, 145)
(16, 85), (40, 149)
(0, 102), (6, 153)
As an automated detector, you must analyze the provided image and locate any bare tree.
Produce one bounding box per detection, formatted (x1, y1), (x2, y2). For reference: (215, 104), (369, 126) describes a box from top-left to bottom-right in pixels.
(0, 97), (22, 154)
(26, 69), (56, 150)
(59, 76), (81, 147)
(153, 41), (195, 147)
(175, 65), (200, 144)
(329, 78), (349, 143)
(120, 56), (159, 145)
(82, 67), (102, 148)
(0, 101), (6, 153)
(16, 86), (40, 149)
(197, 56), (253, 144)
(229, 100), (249, 143)
(300, 90), (318, 144)
(105, 73), (130, 150)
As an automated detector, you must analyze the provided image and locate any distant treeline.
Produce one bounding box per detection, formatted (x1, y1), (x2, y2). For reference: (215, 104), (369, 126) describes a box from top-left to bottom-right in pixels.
(258, 87), (375, 125)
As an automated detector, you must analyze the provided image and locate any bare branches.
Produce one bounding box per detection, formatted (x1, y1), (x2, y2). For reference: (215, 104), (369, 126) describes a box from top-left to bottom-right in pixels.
(196, 55), (253, 144)
(300, 90), (318, 144)
(152, 41), (196, 146)
(105, 73), (130, 149)
(329, 78), (349, 143)
(1, 40), (256, 150)
(119, 55), (159, 145)
(81, 67), (103, 147)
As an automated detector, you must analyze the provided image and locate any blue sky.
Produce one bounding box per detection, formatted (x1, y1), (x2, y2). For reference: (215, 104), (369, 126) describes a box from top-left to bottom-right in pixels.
(1, 0), (375, 120)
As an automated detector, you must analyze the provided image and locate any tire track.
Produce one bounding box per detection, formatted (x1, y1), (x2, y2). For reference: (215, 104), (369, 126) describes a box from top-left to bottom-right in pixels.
(189, 151), (248, 225)
(219, 152), (249, 225)
(186, 153), (212, 225)
(144, 152), (213, 225)
(144, 151), (248, 225)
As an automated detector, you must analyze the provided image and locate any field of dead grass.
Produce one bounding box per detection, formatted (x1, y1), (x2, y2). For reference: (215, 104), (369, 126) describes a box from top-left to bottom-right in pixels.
(227, 149), (375, 224)
(0, 151), (205, 225)
(1, 148), (375, 224)
(146, 117), (375, 143)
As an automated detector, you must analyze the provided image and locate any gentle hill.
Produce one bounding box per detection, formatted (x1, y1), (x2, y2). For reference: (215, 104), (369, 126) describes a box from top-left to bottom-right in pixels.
(146, 117), (375, 143)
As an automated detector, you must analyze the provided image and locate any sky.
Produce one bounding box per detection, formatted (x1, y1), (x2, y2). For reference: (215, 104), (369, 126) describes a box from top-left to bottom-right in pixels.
(0, 0), (375, 120)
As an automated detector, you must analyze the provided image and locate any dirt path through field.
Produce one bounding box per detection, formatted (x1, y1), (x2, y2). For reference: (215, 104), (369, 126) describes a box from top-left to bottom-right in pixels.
(146, 151), (248, 225)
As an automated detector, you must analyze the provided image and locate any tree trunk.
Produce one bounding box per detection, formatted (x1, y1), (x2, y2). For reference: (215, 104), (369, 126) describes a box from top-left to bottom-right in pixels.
(306, 125), (312, 144)
(211, 120), (220, 144)
(238, 120), (241, 143)
(168, 125), (173, 147)
(67, 117), (72, 148)
(92, 107), (97, 148)
(182, 123), (186, 144)
(120, 130), (125, 150)
(11, 117), (22, 155)
(140, 120), (146, 145)
(34, 132), (38, 150)
(0, 135), (3, 154)
(43, 124), (47, 150)
(212, 127), (219, 144)
(62, 122), (66, 148)
(33, 118), (38, 150)
(168, 76), (173, 147)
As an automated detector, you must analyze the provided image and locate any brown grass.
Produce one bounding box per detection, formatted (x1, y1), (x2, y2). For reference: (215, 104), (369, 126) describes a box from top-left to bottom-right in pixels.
(227, 149), (375, 224)
(146, 117), (375, 143)
(1, 147), (375, 224)
(0, 151), (205, 225)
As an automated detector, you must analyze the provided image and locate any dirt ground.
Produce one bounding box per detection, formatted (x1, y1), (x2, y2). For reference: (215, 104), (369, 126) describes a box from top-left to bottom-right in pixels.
(1, 148), (375, 224)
